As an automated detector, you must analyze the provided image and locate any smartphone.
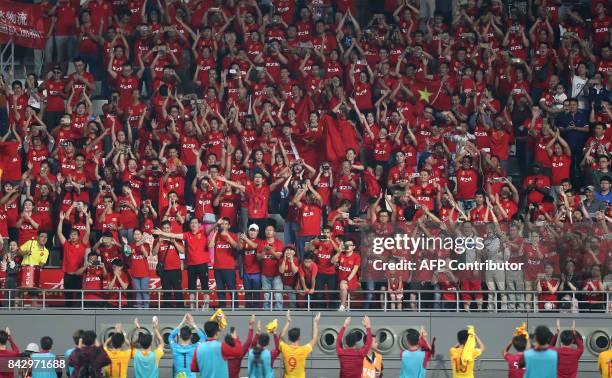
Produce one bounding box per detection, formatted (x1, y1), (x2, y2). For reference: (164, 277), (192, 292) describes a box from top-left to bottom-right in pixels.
(229, 69), (237, 74)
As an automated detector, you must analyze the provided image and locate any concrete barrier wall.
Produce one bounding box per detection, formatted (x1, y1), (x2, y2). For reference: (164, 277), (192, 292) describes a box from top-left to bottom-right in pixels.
(0, 310), (608, 377)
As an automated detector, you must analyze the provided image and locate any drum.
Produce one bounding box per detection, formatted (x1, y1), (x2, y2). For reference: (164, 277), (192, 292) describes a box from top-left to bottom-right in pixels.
(18, 266), (41, 289)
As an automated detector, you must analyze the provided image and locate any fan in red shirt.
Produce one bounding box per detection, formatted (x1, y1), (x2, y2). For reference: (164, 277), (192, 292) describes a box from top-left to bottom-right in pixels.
(291, 179), (324, 260)
(220, 170), (285, 228)
(298, 252), (318, 297)
(153, 218), (211, 309)
(307, 226), (341, 309)
(257, 224), (284, 310)
(106, 259), (130, 308)
(208, 217), (241, 308)
(152, 220), (185, 308)
(106, 57), (145, 111)
(77, 252), (107, 307)
(332, 238), (361, 312)
(125, 229), (152, 309)
(278, 245), (300, 306)
(522, 163), (551, 204)
(536, 263), (560, 311)
(57, 210), (90, 308)
(240, 224), (262, 308)
(455, 153), (480, 203)
(521, 231), (545, 311)
(546, 132), (572, 186)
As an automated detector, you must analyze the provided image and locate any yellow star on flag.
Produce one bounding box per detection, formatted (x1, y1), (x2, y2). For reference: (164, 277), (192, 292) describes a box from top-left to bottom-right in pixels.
(418, 88), (433, 102)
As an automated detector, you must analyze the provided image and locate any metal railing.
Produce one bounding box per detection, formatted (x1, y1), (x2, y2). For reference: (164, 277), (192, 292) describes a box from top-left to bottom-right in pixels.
(0, 288), (610, 313)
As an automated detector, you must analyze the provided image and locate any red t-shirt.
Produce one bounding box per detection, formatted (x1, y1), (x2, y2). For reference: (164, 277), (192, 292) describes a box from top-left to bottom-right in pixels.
(183, 230), (210, 266)
(550, 154), (571, 186)
(129, 242), (150, 278)
(456, 168), (479, 200)
(242, 242), (261, 274)
(245, 181), (271, 219)
(62, 240), (86, 274)
(504, 352), (525, 378)
(337, 252), (360, 283)
(281, 256), (299, 286)
(213, 233), (238, 270)
(83, 267), (105, 300)
(157, 240), (182, 271)
(299, 263), (318, 287)
(298, 203), (322, 237)
(312, 239), (336, 275)
(107, 270), (131, 307)
(257, 239), (284, 277)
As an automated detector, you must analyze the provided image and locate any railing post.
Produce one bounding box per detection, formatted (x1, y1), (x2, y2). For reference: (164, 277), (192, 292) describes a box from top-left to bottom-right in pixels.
(231, 291), (235, 311)
(417, 291), (421, 312)
(158, 292), (161, 310)
(307, 293), (310, 312)
(42, 290), (46, 309)
(81, 290), (84, 310)
(119, 291), (122, 310)
(456, 292), (459, 312)
(383, 290), (387, 312)
(8, 290), (11, 310)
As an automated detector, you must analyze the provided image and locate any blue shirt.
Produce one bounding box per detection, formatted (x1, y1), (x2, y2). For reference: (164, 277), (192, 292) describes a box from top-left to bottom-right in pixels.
(134, 347), (163, 378)
(556, 110), (588, 149)
(247, 349), (273, 378)
(595, 191), (612, 204)
(194, 340), (229, 378)
(400, 349), (427, 378)
(31, 352), (57, 378)
(524, 348), (558, 378)
(64, 347), (75, 377)
(169, 327), (205, 378)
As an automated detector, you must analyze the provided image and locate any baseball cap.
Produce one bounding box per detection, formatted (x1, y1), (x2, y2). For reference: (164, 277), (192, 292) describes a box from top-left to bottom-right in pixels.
(585, 185), (595, 192)
(283, 244), (296, 252)
(248, 224), (259, 231)
(26, 343), (40, 353)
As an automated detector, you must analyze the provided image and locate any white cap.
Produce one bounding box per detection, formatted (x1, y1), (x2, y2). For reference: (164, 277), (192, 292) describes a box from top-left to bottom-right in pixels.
(26, 343), (40, 353)
(248, 224), (259, 231)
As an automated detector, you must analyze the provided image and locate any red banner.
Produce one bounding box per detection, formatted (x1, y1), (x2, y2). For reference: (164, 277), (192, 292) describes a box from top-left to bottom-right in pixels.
(0, 1), (46, 49)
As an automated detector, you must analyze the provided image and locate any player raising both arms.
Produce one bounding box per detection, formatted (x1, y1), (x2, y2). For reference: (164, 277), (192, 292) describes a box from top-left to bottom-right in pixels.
(449, 326), (486, 378)
(279, 310), (321, 378)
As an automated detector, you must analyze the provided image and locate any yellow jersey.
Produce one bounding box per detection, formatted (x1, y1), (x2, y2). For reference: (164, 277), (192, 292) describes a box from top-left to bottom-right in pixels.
(19, 240), (49, 266)
(449, 347), (482, 378)
(279, 341), (312, 378)
(104, 348), (132, 378)
(599, 350), (612, 378)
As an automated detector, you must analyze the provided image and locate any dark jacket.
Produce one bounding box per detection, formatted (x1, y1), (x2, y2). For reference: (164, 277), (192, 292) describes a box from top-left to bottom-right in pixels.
(67, 346), (111, 378)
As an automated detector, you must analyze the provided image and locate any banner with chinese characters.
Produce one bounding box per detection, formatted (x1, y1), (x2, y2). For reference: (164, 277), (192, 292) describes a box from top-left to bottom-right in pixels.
(0, 1), (45, 49)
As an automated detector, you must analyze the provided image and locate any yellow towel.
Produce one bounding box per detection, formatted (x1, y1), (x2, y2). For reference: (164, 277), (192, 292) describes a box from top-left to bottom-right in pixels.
(461, 325), (476, 365)
(513, 323), (529, 338)
(210, 309), (228, 329)
(266, 319), (278, 333)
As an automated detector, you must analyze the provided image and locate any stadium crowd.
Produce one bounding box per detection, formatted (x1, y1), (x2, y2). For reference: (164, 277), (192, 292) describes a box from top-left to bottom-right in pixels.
(0, 0), (611, 312)
(0, 313), (610, 378)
